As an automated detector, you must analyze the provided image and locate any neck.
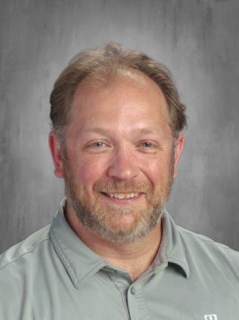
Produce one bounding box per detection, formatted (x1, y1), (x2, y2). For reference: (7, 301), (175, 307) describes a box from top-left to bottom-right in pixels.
(66, 205), (163, 281)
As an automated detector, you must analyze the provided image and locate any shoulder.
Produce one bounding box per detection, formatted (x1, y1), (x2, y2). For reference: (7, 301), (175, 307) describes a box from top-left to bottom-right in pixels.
(177, 225), (239, 278)
(0, 224), (51, 272)
(177, 224), (238, 254)
(0, 225), (52, 316)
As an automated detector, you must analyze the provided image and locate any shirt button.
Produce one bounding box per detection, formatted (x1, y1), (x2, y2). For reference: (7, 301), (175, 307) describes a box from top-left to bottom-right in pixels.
(130, 287), (136, 295)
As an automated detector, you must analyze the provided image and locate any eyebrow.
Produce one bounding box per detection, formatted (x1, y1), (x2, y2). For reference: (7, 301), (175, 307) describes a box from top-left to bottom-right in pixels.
(82, 127), (164, 135)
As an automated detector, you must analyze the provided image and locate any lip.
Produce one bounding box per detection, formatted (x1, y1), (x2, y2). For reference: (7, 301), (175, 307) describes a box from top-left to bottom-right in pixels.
(100, 192), (144, 204)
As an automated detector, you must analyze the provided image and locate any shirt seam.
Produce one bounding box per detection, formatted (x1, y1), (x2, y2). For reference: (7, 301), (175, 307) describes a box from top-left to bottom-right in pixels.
(0, 236), (49, 271)
(177, 226), (232, 250)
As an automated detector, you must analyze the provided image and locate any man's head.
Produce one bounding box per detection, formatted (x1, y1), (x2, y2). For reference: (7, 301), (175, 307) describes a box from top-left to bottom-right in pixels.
(50, 43), (186, 143)
(49, 43), (186, 243)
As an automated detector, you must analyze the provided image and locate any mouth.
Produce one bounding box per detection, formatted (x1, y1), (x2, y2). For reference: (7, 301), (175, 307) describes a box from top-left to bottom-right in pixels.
(101, 192), (140, 200)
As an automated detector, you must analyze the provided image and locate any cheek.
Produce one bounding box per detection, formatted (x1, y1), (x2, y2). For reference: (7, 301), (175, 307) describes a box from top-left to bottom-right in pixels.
(70, 156), (107, 187)
(144, 163), (164, 183)
(140, 156), (172, 184)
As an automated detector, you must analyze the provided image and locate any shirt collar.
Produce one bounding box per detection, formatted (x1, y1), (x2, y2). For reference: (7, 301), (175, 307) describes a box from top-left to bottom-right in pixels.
(50, 199), (107, 289)
(50, 199), (190, 289)
(157, 209), (190, 278)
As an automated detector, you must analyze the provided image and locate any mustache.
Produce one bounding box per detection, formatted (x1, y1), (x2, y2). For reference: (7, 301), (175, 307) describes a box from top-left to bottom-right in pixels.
(93, 180), (153, 193)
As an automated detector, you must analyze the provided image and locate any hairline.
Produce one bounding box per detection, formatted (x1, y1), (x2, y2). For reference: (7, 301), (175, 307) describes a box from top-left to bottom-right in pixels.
(55, 67), (180, 151)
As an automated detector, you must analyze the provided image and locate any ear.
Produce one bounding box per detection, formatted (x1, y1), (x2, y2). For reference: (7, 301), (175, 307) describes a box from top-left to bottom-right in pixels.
(173, 132), (185, 179)
(48, 131), (64, 178)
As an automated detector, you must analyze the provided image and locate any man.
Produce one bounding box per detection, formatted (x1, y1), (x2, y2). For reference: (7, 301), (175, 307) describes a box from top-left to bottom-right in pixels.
(0, 43), (238, 319)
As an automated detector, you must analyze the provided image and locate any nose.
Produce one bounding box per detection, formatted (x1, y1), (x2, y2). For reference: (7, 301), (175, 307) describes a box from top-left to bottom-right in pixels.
(107, 147), (140, 181)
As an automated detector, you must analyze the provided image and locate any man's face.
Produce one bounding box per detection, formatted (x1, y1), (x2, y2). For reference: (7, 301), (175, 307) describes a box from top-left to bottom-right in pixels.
(52, 73), (184, 243)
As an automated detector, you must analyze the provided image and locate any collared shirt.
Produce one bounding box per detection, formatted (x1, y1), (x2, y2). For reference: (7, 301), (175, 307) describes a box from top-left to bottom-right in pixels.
(0, 199), (239, 320)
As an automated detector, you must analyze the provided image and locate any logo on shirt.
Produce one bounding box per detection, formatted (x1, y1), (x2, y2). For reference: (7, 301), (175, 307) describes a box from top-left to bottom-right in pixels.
(204, 315), (217, 320)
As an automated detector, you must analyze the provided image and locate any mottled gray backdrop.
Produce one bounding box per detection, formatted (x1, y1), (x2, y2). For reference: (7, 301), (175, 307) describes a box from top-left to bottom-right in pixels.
(1, 0), (239, 253)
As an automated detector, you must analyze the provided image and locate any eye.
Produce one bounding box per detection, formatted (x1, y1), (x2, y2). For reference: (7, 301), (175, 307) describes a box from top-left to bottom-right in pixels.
(138, 141), (159, 154)
(89, 141), (106, 148)
(140, 142), (154, 148)
(84, 140), (111, 153)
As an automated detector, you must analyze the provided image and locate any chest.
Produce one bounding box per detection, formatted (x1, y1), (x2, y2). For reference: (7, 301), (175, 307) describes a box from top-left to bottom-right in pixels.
(26, 267), (239, 320)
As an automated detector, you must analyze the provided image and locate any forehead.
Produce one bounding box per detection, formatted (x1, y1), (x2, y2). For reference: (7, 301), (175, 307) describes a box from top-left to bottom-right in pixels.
(68, 72), (171, 135)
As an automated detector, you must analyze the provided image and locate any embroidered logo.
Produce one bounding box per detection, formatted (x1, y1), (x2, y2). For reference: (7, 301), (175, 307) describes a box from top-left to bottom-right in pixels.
(204, 315), (217, 320)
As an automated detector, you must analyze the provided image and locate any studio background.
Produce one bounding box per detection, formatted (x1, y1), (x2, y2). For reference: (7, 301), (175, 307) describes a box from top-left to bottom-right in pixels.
(1, 0), (239, 254)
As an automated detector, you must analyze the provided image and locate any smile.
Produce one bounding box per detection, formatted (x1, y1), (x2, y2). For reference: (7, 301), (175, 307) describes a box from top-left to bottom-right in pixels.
(103, 193), (139, 199)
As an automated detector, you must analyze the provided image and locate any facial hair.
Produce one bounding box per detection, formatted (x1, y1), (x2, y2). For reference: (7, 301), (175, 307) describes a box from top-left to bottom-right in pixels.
(63, 150), (175, 244)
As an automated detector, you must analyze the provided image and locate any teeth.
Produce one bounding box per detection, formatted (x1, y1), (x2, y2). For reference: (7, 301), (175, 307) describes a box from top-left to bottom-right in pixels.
(108, 193), (139, 199)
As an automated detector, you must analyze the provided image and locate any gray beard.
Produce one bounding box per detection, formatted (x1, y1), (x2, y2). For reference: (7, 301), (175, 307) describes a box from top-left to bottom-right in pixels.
(63, 146), (174, 244)
(66, 193), (165, 244)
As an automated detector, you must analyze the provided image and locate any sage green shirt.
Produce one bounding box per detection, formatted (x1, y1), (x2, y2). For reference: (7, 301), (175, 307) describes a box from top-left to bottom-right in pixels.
(1, 199), (239, 319)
